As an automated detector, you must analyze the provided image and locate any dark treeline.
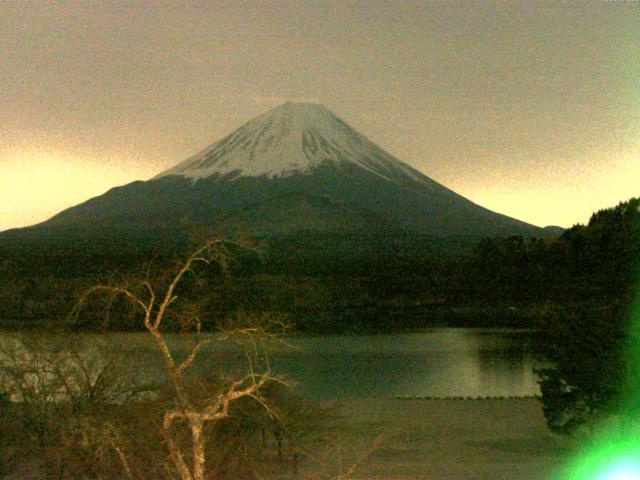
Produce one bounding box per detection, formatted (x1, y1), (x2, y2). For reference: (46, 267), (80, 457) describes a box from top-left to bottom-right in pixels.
(459, 198), (640, 304)
(532, 199), (640, 434)
(0, 198), (638, 333)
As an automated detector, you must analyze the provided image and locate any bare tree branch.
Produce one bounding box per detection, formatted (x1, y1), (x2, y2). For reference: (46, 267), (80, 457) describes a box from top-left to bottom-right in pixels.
(67, 239), (284, 480)
(177, 339), (213, 374)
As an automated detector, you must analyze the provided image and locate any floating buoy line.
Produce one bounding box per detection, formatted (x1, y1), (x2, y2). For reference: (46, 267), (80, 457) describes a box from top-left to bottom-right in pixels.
(394, 395), (541, 400)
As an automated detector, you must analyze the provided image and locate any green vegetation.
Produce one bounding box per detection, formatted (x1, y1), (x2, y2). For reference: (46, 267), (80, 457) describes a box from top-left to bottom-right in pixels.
(540, 200), (640, 479)
(533, 198), (639, 436)
(536, 302), (629, 435)
(1, 199), (638, 335)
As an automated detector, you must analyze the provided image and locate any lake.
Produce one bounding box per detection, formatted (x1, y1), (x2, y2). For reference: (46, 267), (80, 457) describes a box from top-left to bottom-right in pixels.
(268, 328), (547, 400)
(8, 328), (545, 402)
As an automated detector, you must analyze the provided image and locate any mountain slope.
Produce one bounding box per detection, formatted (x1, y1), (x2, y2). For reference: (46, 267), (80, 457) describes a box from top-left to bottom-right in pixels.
(2, 102), (541, 241)
(155, 101), (435, 188)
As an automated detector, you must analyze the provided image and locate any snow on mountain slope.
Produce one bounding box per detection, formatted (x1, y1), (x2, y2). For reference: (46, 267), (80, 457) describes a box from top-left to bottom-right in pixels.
(154, 101), (433, 189)
(0, 101), (541, 240)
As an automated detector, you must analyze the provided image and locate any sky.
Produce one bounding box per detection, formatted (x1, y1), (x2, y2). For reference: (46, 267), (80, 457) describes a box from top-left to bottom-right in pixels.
(1, 0), (638, 231)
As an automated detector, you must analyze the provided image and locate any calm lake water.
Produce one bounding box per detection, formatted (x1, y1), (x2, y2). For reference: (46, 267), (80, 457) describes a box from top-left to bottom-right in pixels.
(0, 328), (547, 401)
(267, 329), (547, 400)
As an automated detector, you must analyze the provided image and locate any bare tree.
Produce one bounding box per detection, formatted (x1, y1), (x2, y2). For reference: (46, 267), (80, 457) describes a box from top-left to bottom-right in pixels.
(0, 333), (157, 479)
(74, 240), (288, 480)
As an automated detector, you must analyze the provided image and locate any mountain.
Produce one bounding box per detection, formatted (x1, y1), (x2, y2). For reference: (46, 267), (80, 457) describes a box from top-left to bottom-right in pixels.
(155, 101), (439, 187)
(2, 102), (543, 244)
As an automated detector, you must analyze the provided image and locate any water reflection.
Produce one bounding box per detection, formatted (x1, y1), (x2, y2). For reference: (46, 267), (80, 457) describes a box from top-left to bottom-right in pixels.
(271, 329), (547, 400)
(0, 329), (547, 401)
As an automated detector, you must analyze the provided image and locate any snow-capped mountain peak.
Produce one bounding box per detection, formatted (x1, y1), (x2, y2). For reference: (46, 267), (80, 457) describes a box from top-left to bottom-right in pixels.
(154, 101), (427, 186)
(6, 102), (540, 240)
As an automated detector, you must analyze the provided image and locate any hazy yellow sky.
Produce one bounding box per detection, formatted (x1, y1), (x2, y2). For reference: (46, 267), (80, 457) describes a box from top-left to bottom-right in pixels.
(1, 0), (638, 231)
